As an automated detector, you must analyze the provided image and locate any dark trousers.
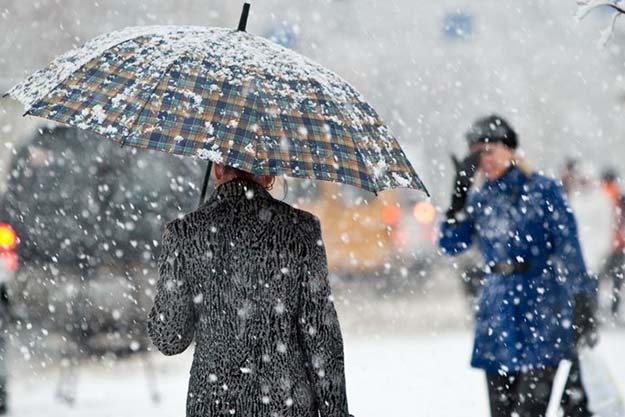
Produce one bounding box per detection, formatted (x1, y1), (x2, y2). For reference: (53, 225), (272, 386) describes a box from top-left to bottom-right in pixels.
(486, 359), (592, 417)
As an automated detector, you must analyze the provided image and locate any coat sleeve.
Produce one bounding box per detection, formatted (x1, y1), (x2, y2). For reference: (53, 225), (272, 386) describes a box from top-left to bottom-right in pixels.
(297, 216), (351, 417)
(543, 181), (597, 295)
(438, 193), (477, 256)
(147, 220), (196, 355)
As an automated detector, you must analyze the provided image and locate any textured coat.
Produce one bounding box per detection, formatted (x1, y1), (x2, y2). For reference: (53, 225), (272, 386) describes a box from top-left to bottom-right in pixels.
(147, 179), (351, 417)
(439, 167), (596, 373)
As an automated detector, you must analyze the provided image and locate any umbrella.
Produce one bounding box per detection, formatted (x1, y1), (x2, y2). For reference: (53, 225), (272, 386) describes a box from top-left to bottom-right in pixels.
(5, 3), (428, 202)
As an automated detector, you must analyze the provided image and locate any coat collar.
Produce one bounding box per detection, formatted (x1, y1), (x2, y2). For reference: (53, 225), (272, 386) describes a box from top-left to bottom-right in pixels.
(211, 179), (273, 202)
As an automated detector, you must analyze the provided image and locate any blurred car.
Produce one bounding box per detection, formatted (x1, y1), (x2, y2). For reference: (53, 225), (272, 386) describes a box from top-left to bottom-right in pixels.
(0, 126), (203, 354)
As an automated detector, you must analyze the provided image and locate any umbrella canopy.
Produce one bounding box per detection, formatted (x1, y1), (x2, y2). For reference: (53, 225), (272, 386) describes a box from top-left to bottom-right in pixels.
(6, 14), (427, 195)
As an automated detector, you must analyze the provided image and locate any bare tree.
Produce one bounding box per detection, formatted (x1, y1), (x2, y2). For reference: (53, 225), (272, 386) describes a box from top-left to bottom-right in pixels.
(577, 0), (625, 46)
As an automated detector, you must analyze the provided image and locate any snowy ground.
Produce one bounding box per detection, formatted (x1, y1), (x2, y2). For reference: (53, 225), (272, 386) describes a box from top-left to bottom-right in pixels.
(5, 272), (625, 416)
(7, 330), (625, 417)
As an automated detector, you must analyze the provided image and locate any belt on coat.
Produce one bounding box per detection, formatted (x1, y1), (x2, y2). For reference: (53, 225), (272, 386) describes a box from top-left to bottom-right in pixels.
(487, 261), (530, 276)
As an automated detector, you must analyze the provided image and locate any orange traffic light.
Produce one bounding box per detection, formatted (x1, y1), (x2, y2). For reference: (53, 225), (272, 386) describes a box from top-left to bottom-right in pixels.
(0, 223), (18, 251)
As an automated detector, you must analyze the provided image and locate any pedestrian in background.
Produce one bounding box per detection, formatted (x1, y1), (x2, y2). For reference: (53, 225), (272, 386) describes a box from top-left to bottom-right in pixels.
(147, 163), (352, 417)
(439, 115), (598, 417)
(599, 169), (625, 318)
(560, 158), (586, 198)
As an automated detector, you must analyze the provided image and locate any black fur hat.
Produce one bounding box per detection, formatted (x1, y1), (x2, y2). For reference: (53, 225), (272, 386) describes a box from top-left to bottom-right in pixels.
(465, 114), (518, 149)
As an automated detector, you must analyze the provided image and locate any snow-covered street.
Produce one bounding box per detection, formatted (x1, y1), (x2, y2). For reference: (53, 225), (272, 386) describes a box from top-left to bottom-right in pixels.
(8, 328), (625, 416)
(4, 270), (624, 416)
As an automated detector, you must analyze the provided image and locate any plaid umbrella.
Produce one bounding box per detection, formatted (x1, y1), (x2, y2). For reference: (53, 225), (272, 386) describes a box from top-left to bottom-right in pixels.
(5, 4), (428, 199)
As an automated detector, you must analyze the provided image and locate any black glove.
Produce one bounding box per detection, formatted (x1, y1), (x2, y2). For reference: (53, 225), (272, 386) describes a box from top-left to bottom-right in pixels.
(573, 292), (599, 348)
(446, 151), (480, 220)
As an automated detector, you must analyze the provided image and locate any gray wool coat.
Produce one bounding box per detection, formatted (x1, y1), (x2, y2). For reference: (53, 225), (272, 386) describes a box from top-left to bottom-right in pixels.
(147, 179), (351, 417)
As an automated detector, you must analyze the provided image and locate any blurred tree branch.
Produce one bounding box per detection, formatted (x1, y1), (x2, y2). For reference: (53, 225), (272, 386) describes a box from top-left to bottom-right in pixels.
(577, 0), (625, 46)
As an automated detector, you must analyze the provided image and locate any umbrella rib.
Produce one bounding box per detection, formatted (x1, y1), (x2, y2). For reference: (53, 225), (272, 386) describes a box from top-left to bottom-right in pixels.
(248, 94), (263, 175)
(351, 138), (379, 194)
(118, 50), (191, 147)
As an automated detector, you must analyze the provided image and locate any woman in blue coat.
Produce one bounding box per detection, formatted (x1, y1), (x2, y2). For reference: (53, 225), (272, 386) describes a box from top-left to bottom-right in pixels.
(439, 115), (598, 417)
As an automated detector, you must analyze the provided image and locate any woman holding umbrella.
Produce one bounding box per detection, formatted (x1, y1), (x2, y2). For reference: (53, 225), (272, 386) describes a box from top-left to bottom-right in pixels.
(439, 115), (598, 417)
(6, 5), (426, 416)
(147, 163), (353, 417)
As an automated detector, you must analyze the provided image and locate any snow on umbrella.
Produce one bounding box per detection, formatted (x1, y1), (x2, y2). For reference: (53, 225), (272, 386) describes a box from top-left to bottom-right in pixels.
(5, 3), (428, 200)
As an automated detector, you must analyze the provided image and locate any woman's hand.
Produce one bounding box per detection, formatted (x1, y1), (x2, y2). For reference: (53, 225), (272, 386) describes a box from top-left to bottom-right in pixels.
(446, 151), (480, 220)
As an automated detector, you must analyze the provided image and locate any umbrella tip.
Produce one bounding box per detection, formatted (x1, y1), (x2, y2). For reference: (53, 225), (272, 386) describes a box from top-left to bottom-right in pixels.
(237, 3), (251, 32)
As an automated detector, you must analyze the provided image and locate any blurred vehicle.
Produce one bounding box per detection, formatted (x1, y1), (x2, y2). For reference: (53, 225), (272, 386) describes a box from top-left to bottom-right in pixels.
(279, 178), (438, 288)
(0, 126), (203, 355)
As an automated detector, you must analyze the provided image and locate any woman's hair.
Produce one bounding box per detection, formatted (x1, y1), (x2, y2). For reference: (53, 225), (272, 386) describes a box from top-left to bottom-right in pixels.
(223, 165), (256, 181)
(512, 156), (533, 178)
(222, 165), (275, 190)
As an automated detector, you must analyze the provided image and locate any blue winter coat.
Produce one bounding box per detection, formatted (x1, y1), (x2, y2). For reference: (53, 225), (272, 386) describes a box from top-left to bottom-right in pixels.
(439, 167), (596, 373)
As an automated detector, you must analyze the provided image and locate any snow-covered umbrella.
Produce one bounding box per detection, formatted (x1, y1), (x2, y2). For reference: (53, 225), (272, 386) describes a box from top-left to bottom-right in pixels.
(5, 3), (428, 203)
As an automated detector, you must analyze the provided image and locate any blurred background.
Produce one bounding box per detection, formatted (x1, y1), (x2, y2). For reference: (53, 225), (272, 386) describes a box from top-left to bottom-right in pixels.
(1, 1), (625, 416)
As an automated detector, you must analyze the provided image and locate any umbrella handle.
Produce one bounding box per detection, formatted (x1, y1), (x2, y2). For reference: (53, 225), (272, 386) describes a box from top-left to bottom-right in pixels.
(199, 161), (213, 207)
(237, 3), (251, 32)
